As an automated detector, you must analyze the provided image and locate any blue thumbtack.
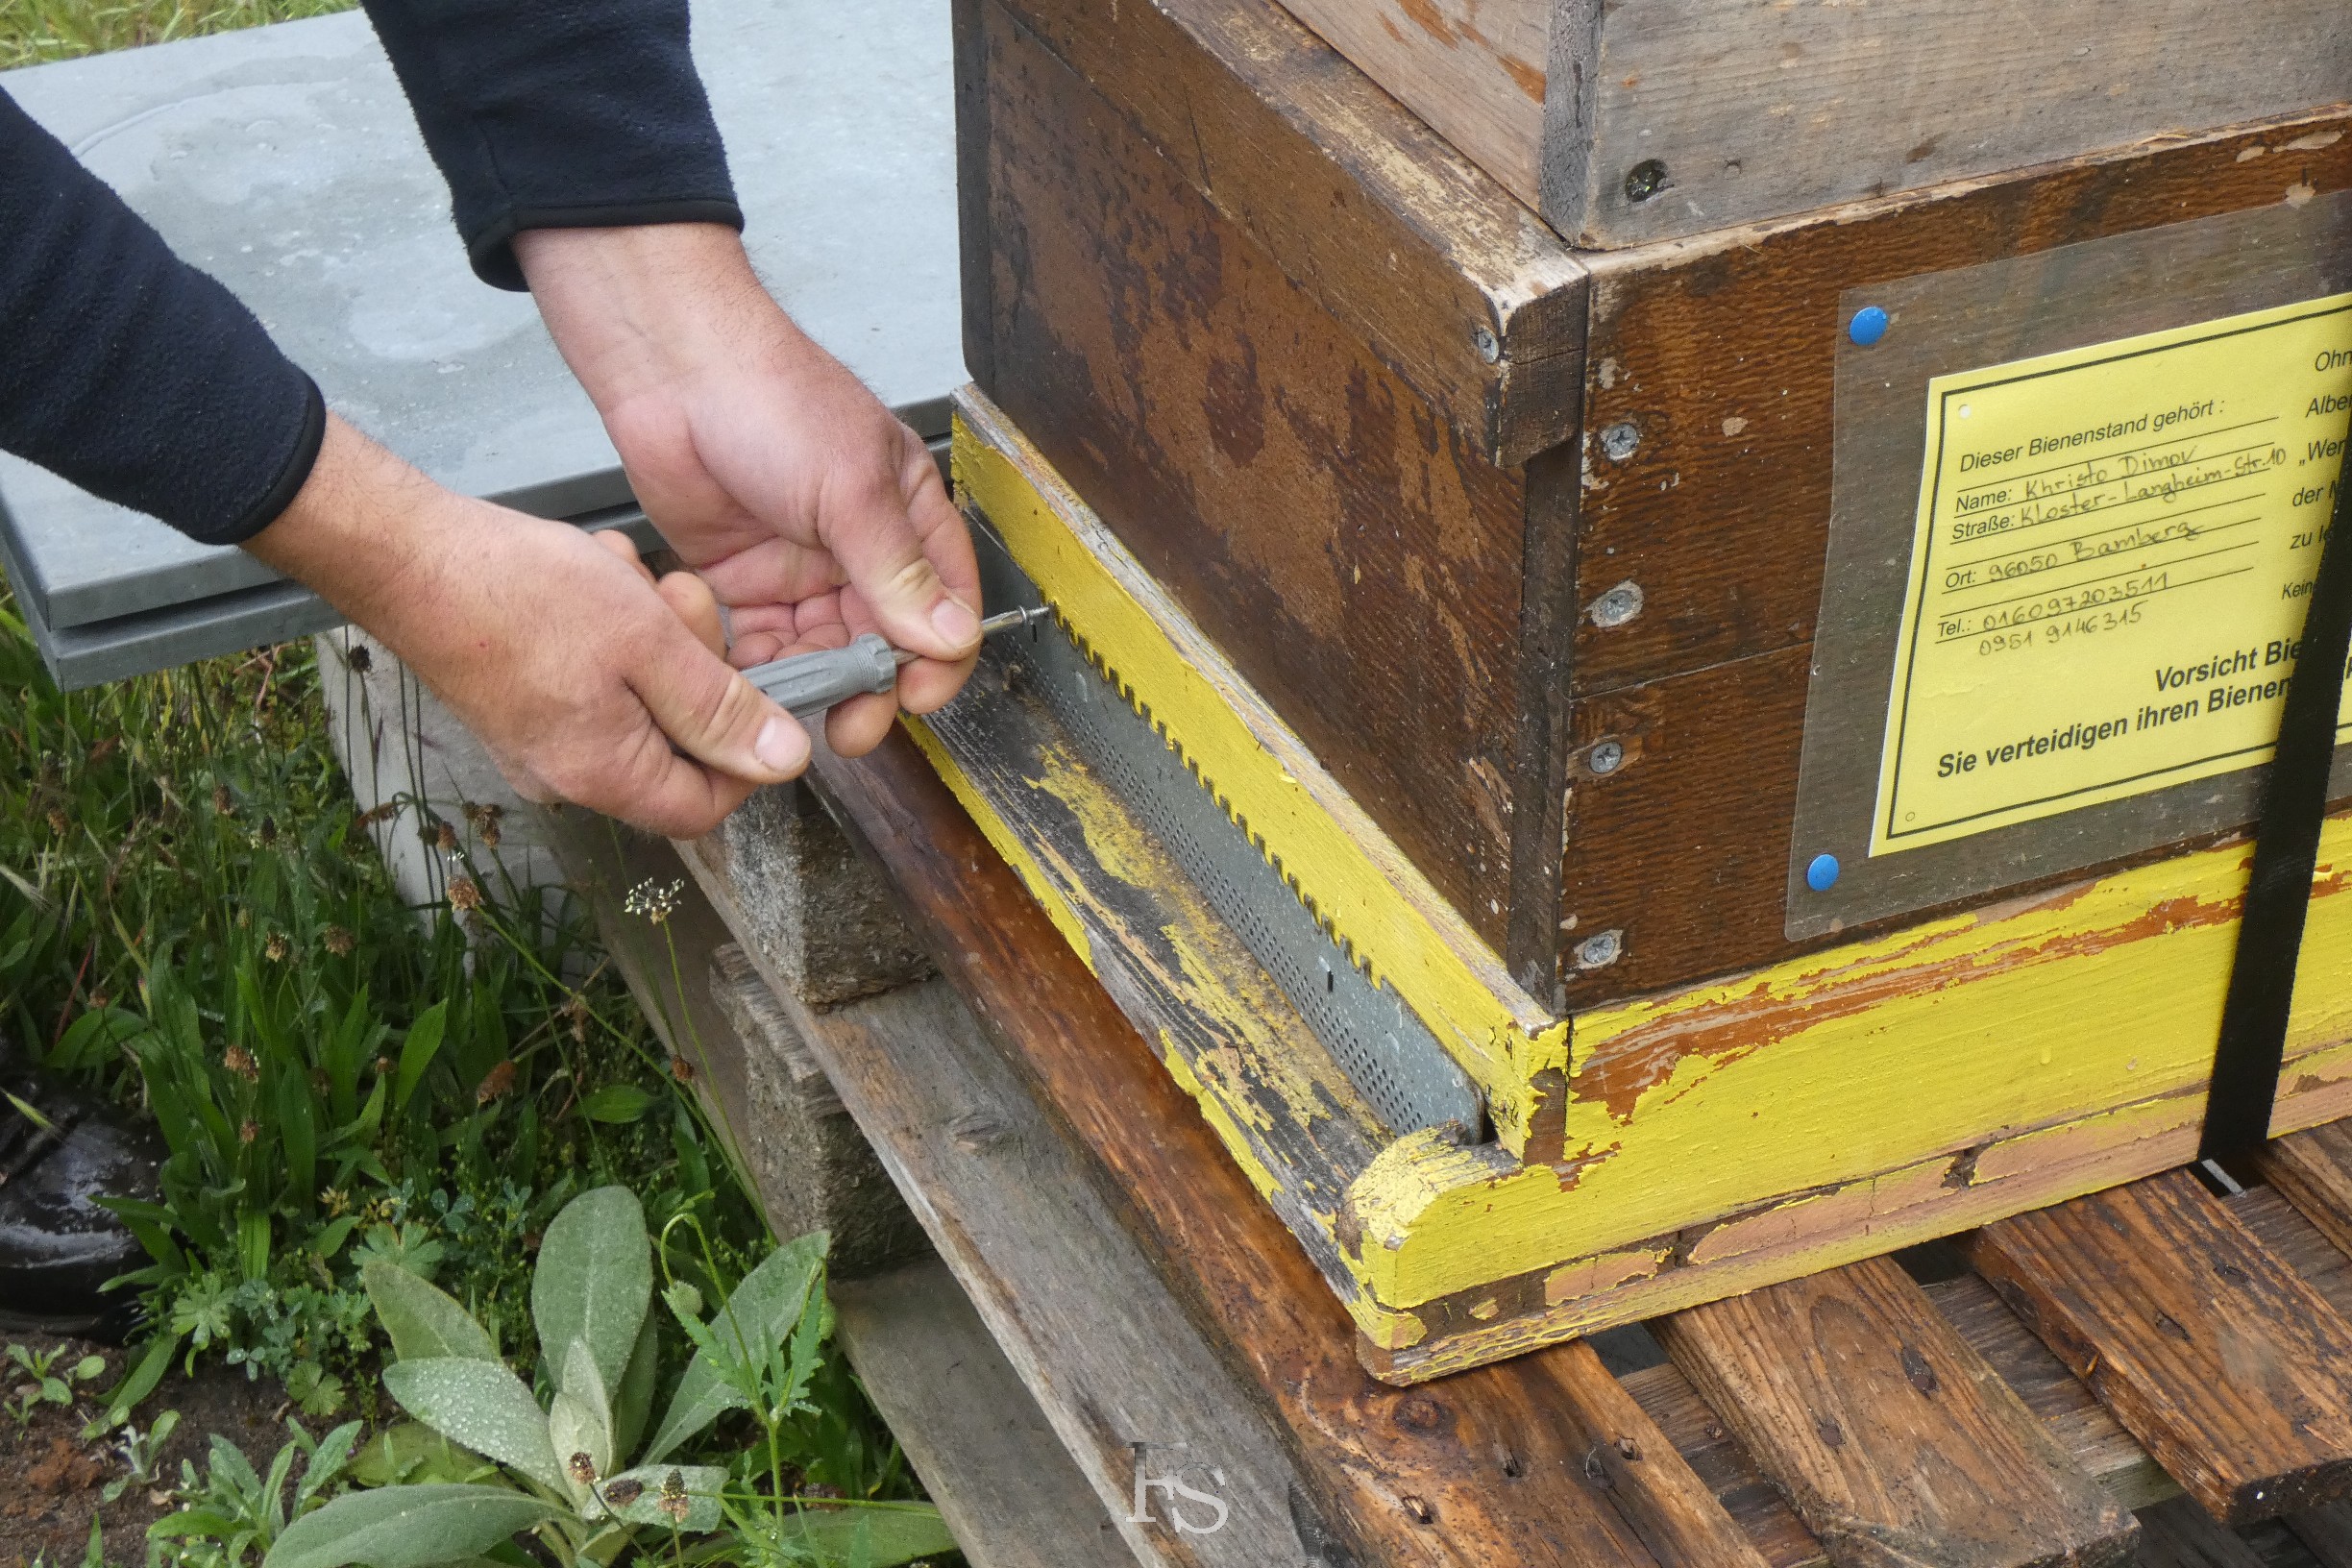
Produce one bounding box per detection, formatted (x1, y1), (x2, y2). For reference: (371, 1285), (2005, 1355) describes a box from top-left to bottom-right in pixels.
(1849, 306), (1890, 347)
(1806, 853), (1842, 893)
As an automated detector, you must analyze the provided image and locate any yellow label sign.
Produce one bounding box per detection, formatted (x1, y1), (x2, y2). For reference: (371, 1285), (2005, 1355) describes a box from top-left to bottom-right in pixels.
(1873, 293), (2352, 855)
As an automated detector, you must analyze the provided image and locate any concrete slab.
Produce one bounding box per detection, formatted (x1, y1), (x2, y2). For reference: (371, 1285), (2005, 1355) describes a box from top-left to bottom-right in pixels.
(0, 0), (961, 685)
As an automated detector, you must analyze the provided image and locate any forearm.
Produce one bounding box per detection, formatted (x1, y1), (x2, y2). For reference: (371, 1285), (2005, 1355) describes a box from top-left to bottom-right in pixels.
(0, 89), (322, 545)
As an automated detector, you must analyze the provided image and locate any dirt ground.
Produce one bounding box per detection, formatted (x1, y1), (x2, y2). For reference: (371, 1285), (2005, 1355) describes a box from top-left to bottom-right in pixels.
(0, 1333), (296, 1568)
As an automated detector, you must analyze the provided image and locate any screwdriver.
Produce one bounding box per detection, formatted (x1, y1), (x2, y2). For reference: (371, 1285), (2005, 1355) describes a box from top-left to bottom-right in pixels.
(741, 605), (1050, 721)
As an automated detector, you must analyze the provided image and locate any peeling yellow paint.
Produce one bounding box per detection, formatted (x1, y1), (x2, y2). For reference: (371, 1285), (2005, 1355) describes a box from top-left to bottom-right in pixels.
(953, 396), (1570, 1154)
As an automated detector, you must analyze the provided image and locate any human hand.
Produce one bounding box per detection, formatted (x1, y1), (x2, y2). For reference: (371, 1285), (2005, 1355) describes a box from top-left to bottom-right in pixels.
(245, 415), (807, 838)
(514, 224), (982, 761)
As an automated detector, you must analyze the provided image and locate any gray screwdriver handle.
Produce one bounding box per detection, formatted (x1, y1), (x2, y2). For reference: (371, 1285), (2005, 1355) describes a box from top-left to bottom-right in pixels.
(741, 633), (898, 720)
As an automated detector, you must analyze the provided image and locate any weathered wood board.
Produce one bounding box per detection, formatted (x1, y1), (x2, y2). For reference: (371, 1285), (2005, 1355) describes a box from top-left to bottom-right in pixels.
(1652, 1256), (2136, 1568)
(960, 0), (2352, 1008)
(1970, 1172), (2352, 1525)
(1268, 0), (2352, 247)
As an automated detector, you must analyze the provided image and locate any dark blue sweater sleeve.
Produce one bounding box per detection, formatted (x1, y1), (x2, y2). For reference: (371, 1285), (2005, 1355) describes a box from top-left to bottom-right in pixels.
(359, 0), (743, 291)
(0, 87), (326, 548)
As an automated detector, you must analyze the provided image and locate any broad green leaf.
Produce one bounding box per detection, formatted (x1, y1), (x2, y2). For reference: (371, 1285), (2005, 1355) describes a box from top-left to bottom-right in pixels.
(576, 1085), (650, 1124)
(778, 1503), (959, 1566)
(362, 1261), (500, 1363)
(609, 1306), (658, 1465)
(600, 1464), (726, 1534)
(546, 1339), (613, 1513)
(640, 1232), (828, 1465)
(349, 1423), (500, 1489)
(393, 1001), (449, 1115)
(262, 1484), (565, 1568)
(381, 1359), (561, 1491)
(531, 1188), (649, 1399)
(92, 1331), (180, 1431)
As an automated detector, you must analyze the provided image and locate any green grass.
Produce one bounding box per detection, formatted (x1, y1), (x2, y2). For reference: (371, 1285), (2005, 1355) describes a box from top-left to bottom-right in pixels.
(1, 0), (351, 68)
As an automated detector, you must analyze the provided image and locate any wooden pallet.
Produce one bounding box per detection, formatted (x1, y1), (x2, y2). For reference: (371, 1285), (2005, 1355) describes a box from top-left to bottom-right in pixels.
(527, 721), (2352, 1568)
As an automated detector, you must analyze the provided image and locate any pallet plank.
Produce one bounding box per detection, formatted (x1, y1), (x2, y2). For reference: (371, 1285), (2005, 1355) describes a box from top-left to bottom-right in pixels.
(793, 728), (1786, 1568)
(831, 1258), (1132, 1568)
(1923, 1276), (2177, 1513)
(2286, 1502), (2352, 1568)
(1654, 1256), (2135, 1568)
(2137, 1498), (2271, 1568)
(1970, 1172), (2352, 1525)
(2260, 1125), (2352, 1266)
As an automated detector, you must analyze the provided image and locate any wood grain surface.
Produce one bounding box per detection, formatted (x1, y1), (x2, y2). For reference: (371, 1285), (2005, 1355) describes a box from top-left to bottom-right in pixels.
(1654, 1256), (2135, 1568)
(1969, 1170), (2352, 1524)
(806, 726), (1774, 1568)
(2260, 1123), (2352, 1262)
(1266, 0), (2350, 248)
(990, 0), (1587, 464)
(2135, 1496), (2273, 1568)
(965, 0), (1552, 962)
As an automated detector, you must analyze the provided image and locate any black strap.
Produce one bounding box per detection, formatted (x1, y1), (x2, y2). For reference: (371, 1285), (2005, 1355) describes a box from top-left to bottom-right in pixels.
(2200, 463), (2352, 1162)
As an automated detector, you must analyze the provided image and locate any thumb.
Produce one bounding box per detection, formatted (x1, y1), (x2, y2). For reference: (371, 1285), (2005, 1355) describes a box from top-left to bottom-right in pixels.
(630, 615), (812, 785)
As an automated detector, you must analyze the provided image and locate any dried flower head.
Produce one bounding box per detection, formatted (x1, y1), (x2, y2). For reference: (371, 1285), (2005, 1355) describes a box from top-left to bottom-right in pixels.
(323, 925), (355, 956)
(568, 1452), (599, 1486)
(561, 994), (590, 1043)
(345, 644), (373, 674)
(263, 931), (290, 963)
(46, 807), (68, 837)
(668, 1055), (696, 1086)
(475, 1060), (517, 1105)
(212, 785), (234, 817)
(602, 1478), (645, 1507)
(657, 1469), (691, 1522)
(435, 821), (458, 853)
(238, 1119), (260, 1144)
(257, 816), (279, 846)
(624, 878), (683, 925)
(223, 1044), (260, 1083)
(462, 801), (505, 849)
(448, 876), (482, 913)
(236, 908), (252, 930)
(374, 1055), (395, 1078)
(86, 736), (118, 765)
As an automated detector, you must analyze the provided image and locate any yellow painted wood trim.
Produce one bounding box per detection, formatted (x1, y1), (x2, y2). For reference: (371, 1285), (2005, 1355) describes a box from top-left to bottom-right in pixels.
(950, 389), (1567, 1153)
(1343, 821), (2352, 1311)
(1356, 1039), (2352, 1383)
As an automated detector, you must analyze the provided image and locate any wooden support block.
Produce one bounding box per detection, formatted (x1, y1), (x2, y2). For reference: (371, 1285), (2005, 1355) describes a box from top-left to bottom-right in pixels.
(795, 727), (1779, 1568)
(708, 945), (931, 1281)
(690, 783), (931, 1008)
(1969, 1171), (2352, 1525)
(2224, 1186), (2352, 1322)
(2135, 1498), (2271, 1568)
(2259, 1124), (2352, 1263)
(1653, 1256), (2135, 1568)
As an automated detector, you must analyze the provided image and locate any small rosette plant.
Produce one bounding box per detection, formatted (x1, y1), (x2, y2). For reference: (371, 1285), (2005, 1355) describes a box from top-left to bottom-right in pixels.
(260, 1186), (830, 1568)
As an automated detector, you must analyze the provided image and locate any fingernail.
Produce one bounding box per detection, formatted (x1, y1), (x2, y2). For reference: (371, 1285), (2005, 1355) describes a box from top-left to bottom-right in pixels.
(755, 717), (808, 774)
(931, 596), (980, 650)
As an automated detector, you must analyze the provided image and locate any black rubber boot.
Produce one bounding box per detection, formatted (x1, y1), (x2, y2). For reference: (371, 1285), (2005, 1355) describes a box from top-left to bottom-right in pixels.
(0, 1049), (162, 1343)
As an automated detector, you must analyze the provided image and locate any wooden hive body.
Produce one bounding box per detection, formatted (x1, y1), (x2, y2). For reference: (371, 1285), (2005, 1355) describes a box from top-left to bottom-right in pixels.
(941, 0), (2352, 1377)
(1270, 0), (2352, 248)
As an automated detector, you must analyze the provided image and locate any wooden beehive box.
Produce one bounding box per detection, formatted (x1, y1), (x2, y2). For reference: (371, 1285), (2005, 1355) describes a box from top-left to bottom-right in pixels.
(938, 0), (2352, 1376)
(1270, 0), (2351, 248)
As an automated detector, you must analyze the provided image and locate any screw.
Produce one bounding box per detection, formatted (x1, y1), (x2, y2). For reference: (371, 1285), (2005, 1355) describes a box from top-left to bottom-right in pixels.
(1624, 159), (1671, 204)
(1587, 739), (1626, 776)
(1472, 325), (1501, 363)
(1587, 581), (1645, 628)
(1574, 930), (1623, 969)
(1598, 421), (1642, 461)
